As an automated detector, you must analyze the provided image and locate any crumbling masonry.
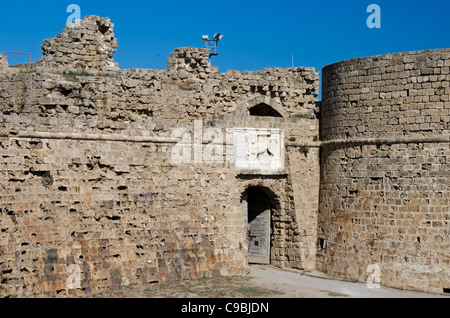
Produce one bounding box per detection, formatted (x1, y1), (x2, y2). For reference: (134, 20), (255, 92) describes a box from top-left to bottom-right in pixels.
(0, 16), (448, 297)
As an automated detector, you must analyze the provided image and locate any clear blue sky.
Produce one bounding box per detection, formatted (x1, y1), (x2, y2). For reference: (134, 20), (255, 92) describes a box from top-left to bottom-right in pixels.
(1, 0), (449, 74)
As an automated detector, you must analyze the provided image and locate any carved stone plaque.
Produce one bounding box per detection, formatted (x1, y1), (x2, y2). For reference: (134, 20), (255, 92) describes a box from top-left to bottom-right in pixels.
(234, 129), (284, 173)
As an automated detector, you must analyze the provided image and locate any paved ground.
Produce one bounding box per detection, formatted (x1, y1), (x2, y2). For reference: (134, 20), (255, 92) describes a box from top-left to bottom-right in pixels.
(249, 265), (447, 298)
(94, 265), (448, 298)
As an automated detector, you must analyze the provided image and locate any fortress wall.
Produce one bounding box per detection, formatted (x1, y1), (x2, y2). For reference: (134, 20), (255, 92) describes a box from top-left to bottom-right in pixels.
(284, 146), (320, 270)
(0, 40), (320, 296)
(0, 112), (320, 297)
(0, 132), (249, 297)
(215, 110), (321, 271)
(319, 49), (450, 293)
(4, 14), (447, 296)
(0, 63), (318, 125)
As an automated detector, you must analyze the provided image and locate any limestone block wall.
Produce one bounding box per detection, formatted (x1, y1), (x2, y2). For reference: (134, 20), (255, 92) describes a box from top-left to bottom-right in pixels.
(321, 49), (449, 139)
(0, 113), (320, 298)
(0, 55), (8, 68)
(318, 49), (450, 294)
(0, 67), (318, 125)
(38, 16), (119, 71)
(0, 107), (320, 298)
(213, 114), (320, 270)
(167, 47), (217, 80)
(0, 17), (321, 296)
(0, 128), (248, 297)
(3, 14), (448, 296)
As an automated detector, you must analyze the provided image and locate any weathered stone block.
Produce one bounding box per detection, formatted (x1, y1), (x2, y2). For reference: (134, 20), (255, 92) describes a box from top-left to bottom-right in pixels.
(0, 54), (8, 67)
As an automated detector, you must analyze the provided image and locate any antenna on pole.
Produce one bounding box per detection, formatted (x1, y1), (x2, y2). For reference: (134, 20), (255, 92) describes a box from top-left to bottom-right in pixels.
(202, 33), (224, 62)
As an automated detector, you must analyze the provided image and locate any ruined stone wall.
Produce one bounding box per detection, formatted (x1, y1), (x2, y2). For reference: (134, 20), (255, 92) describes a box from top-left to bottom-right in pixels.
(0, 17), (320, 297)
(167, 47), (217, 80)
(0, 63), (318, 124)
(318, 49), (450, 294)
(0, 55), (8, 68)
(38, 16), (118, 71)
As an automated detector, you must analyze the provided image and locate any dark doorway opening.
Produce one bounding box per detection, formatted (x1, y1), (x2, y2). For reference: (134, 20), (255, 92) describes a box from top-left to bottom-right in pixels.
(245, 187), (272, 264)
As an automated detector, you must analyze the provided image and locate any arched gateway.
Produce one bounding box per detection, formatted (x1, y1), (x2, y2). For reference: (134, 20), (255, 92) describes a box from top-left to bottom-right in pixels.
(241, 186), (277, 265)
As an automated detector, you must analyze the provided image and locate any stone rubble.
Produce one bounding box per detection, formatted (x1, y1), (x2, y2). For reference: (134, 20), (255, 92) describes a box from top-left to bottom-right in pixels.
(39, 16), (119, 71)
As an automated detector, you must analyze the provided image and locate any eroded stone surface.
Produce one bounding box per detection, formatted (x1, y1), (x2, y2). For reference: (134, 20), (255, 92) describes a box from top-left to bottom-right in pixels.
(319, 50), (450, 294)
(0, 16), (320, 297)
(0, 55), (8, 68)
(39, 16), (119, 71)
(0, 16), (448, 297)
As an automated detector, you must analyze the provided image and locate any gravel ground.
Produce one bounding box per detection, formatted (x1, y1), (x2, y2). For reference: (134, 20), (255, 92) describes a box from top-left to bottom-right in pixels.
(93, 265), (448, 298)
(248, 265), (448, 298)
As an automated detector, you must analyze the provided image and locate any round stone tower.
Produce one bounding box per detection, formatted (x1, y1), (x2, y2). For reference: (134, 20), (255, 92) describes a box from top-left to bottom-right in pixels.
(318, 49), (449, 294)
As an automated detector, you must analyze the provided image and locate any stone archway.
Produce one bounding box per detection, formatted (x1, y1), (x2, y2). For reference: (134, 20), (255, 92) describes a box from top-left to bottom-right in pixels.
(234, 95), (288, 118)
(249, 103), (283, 117)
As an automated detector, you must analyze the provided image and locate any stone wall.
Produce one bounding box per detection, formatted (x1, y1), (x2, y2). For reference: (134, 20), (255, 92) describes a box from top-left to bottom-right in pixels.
(167, 47), (217, 80)
(321, 49), (450, 140)
(0, 16), (321, 297)
(38, 16), (118, 71)
(318, 49), (450, 294)
(0, 135), (248, 296)
(0, 66), (318, 125)
(3, 14), (447, 297)
(0, 55), (8, 68)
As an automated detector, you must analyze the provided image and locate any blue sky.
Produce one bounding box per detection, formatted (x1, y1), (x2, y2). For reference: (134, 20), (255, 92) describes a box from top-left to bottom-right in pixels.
(1, 0), (449, 75)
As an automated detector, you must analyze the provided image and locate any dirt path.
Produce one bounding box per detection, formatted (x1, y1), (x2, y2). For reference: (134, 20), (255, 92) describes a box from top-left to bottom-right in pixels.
(93, 265), (448, 298)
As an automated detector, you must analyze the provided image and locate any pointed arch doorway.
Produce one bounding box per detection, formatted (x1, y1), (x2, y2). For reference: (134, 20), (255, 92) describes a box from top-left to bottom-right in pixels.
(242, 186), (273, 265)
